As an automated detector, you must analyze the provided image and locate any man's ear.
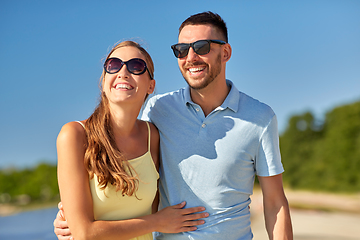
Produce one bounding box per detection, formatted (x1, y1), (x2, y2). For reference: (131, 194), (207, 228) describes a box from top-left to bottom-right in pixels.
(222, 43), (232, 63)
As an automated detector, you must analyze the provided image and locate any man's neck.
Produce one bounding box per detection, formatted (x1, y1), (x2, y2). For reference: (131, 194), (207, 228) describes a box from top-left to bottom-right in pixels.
(190, 79), (230, 116)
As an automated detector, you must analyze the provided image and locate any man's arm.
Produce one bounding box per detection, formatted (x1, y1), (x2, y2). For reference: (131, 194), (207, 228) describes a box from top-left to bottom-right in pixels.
(258, 174), (293, 240)
(54, 202), (73, 240)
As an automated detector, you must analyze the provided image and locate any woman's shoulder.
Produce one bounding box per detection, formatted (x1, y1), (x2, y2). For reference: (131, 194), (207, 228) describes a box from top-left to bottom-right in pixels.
(138, 120), (159, 166)
(143, 120), (159, 140)
(57, 121), (87, 144)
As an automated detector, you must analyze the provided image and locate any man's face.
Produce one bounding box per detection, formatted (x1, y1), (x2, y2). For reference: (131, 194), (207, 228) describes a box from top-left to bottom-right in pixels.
(177, 24), (224, 90)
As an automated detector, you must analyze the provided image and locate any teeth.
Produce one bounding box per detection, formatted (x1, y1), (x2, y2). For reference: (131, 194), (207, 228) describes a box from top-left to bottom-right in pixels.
(115, 84), (133, 90)
(189, 67), (205, 73)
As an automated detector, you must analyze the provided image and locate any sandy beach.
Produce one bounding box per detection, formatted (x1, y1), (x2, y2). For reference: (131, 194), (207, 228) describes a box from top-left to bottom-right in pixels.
(0, 204), (20, 216)
(250, 189), (360, 240)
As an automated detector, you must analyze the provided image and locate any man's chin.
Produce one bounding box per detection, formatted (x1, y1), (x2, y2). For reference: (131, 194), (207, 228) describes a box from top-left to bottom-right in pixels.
(186, 80), (210, 90)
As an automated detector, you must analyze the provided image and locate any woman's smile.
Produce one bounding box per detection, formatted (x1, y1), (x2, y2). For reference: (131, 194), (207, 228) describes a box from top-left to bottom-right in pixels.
(114, 82), (134, 90)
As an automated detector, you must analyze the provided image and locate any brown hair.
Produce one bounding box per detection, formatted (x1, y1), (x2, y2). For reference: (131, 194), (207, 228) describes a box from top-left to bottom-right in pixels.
(179, 11), (228, 43)
(84, 41), (154, 197)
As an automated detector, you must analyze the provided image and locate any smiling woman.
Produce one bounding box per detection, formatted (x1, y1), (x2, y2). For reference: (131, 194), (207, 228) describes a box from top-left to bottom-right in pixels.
(100, 42), (156, 117)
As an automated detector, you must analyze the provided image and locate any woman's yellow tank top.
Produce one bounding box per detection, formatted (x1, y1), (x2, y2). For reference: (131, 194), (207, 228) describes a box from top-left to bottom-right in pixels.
(78, 121), (159, 240)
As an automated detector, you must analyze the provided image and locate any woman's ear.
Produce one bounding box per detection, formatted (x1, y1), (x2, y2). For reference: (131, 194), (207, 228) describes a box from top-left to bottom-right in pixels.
(147, 79), (156, 94)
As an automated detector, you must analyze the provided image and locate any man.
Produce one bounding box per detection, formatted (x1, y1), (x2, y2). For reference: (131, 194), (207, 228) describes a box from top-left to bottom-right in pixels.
(54, 11), (293, 239)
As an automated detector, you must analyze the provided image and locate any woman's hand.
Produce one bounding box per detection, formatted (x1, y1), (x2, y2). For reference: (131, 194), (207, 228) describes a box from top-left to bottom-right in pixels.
(152, 201), (209, 233)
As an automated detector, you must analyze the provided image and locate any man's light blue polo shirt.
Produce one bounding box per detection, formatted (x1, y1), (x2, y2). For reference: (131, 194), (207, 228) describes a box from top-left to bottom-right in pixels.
(141, 80), (284, 240)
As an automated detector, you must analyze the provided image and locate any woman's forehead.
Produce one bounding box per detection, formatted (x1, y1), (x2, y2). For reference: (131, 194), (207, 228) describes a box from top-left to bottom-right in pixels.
(110, 46), (145, 61)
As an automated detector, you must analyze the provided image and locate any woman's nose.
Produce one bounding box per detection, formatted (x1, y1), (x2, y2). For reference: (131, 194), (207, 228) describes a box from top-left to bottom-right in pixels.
(117, 64), (130, 78)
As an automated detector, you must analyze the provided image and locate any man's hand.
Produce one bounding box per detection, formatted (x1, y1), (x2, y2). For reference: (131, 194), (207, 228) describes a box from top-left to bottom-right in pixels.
(152, 201), (208, 233)
(53, 202), (73, 240)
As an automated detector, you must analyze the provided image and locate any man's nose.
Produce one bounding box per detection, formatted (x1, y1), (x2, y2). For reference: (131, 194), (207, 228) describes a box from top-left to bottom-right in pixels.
(186, 47), (200, 62)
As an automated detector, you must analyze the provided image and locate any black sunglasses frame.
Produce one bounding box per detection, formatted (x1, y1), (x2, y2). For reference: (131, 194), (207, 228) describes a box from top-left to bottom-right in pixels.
(171, 39), (226, 58)
(104, 57), (153, 79)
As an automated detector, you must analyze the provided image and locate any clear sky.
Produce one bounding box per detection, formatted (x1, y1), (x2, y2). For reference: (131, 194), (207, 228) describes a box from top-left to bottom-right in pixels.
(1, 0), (359, 169)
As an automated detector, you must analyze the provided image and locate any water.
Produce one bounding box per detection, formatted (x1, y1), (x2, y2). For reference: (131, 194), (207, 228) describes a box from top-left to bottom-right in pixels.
(0, 207), (58, 240)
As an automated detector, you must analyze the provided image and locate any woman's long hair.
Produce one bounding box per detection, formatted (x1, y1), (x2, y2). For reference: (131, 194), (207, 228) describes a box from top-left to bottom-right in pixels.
(84, 41), (154, 197)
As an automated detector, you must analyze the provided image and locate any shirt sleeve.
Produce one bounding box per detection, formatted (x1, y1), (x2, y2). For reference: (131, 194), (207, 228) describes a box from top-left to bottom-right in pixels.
(140, 95), (156, 122)
(255, 114), (284, 177)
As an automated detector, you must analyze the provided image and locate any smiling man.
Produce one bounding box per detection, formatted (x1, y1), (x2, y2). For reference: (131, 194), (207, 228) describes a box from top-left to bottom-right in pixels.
(142, 12), (293, 239)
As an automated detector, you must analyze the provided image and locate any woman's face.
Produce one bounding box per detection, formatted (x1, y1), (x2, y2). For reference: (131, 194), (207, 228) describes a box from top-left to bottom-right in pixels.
(102, 46), (155, 107)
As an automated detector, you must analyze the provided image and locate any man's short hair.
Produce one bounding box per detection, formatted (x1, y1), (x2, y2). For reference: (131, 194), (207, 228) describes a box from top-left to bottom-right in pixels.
(179, 11), (228, 43)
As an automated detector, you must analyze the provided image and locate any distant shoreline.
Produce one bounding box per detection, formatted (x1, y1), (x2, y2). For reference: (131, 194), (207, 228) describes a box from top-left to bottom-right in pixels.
(0, 201), (58, 217)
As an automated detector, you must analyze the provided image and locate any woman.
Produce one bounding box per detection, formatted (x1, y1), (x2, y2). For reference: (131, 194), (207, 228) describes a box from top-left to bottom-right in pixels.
(56, 41), (208, 240)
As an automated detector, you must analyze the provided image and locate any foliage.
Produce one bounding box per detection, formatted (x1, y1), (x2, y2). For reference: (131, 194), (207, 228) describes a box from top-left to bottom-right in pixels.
(280, 101), (360, 193)
(0, 163), (59, 204)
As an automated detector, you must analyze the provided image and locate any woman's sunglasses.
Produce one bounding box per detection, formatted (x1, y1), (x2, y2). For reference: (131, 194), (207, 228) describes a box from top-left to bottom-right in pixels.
(104, 58), (153, 79)
(171, 39), (226, 58)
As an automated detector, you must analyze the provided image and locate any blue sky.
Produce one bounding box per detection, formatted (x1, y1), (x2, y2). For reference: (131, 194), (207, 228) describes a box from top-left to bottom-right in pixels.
(1, 0), (359, 169)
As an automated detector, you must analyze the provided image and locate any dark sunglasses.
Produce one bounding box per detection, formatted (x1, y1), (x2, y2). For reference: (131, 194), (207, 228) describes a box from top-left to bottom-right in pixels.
(104, 57), (153, 79)
(171, 39), (226, 58)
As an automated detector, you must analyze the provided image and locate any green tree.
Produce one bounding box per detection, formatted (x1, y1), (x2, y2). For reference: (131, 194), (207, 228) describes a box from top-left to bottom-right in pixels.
(280, 101), (360, 193)
(0, 162), (59, 204)
(313, 101), (360, 191)
(280, 112), (323, 189)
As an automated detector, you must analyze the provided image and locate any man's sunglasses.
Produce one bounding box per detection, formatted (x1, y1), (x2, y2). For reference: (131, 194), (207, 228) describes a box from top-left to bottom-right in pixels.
(171, 39), (226, 58)
(104, 58), (153, 79)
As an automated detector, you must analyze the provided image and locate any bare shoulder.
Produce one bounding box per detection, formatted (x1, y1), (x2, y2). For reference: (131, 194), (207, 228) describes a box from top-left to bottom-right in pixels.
(140, 120), (160, 168)
(56, 121), (88, 170)
(57, 121), (87, 146)
(148, 122), (159, 139)
(147, 121), (159, 150)
(137, 120), (159, 138)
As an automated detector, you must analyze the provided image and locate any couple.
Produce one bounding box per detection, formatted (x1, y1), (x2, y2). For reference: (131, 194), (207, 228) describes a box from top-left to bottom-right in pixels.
(55, 11), (293, 240)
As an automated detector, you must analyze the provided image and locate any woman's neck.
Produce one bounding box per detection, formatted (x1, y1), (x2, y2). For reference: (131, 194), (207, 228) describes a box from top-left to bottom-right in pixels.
(108, 103), (142, 137)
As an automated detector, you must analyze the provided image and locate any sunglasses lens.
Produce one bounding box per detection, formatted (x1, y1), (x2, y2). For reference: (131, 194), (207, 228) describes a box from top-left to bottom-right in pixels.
(193, 40), (210, 55)
(104, 58), (123, 73)
(172, 44), (190, 58)
(127, 59), (147, 75)
(171, 41), (211, 58)
(104, 58), (147, 75)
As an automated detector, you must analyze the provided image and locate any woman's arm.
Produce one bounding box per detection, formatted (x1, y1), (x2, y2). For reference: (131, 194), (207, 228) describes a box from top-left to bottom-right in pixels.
(57, 122), (208, 240)
(57, 121), (97, 239)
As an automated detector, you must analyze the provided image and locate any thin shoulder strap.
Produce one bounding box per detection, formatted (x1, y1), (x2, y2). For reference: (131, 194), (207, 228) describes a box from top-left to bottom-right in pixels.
(145, 121), (151, 151)
(76, 121), (85, 130)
